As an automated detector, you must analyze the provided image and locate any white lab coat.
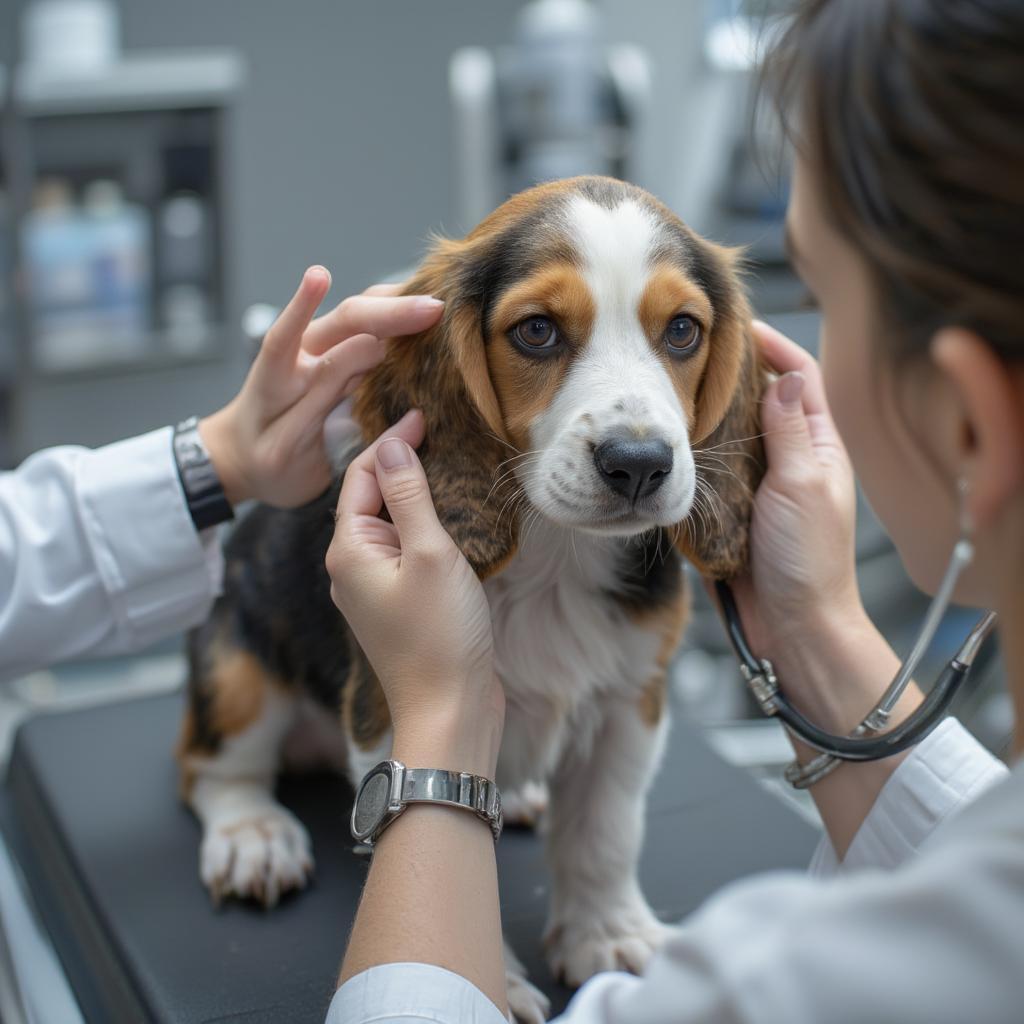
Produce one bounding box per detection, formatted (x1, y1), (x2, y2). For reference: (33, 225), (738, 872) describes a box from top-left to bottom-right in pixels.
(0, 427), (221, 684)
(330, 721), (1017, 1023)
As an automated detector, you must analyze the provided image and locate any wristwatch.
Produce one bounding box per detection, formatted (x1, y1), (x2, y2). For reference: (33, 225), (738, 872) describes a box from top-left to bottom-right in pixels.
(351, 759), (503, 849)
(172, 416), (234, 531)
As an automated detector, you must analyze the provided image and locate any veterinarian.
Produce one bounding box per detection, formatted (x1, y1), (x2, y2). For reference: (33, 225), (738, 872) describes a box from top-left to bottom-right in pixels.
(0, 270), (443, 683)
(325, 1), (1024, 1022)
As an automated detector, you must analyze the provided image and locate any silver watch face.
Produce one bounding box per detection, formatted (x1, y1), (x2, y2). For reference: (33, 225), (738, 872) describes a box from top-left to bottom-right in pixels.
(353, 768), (392, 838)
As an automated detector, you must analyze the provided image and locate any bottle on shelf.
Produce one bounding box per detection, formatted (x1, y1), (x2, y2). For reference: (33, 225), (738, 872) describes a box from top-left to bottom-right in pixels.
(23, 177), (152, 371)
(156, 190), (213, 354)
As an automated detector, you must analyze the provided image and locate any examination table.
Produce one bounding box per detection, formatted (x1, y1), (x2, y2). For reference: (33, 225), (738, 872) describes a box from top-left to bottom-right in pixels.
(0, 693), (818, 1022)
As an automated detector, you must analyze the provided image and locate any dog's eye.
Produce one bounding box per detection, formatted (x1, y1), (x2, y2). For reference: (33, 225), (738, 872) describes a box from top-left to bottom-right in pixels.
(512, 316), (560, 351)
(664, 315), (702, 357)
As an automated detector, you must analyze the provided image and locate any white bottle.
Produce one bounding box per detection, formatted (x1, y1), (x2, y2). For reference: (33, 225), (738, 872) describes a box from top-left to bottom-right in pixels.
(23, 178), (94, 370)
(81, 180), (151, 362)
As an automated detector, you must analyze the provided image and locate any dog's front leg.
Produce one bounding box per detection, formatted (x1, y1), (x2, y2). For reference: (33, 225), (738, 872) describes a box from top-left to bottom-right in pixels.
(544, 697), (675, 989)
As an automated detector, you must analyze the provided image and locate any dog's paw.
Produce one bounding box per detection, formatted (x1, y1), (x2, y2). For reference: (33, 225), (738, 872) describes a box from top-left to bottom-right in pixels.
(200, 806), (313, 908)
(505, 965), (550, 1023)
(504, 941), (550, 1023)
(502, 781), (549, 829)
(545, 904), (676, 989)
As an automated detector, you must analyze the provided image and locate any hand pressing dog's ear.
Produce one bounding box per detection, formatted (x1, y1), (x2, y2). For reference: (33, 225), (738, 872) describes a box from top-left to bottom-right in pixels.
(353, 245), (520, 582)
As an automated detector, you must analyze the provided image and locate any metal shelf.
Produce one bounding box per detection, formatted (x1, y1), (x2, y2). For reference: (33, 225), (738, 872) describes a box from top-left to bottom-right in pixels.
(13, 50), (243, 117)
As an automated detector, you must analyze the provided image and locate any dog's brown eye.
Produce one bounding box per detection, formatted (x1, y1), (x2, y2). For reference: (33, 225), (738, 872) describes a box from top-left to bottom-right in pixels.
(512, 316), (559, 352)
(665, 315), (702, 357)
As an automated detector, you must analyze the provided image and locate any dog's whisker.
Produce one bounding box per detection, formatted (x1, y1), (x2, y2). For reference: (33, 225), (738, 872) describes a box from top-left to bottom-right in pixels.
(697, 431), (768, 453)
(484, 431), (523, 455)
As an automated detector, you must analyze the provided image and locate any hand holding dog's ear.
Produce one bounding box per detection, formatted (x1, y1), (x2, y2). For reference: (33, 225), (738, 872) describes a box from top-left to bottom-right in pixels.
(327, 417), (504, 778)
(723, 320), (864, 675)
(199, 268), (444, 509)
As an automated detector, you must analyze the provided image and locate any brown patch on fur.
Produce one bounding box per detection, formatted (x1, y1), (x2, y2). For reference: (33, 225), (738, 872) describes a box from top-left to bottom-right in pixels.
(460, 177), (584, 242)
(638, 675), (668, 728)
(176, 710), (199, 799)
(641, 238), (767, 580)
(637, 265), (714, 430)
(208, 649), (269, 736)
(342, 653), (392, 750)
(632, 580), (690, 727)
(690, 243), (754, 446)
(487, 262), (596, 450)
(175, 646), (272, 799)
(677, 335), (766, 579)
(353, 251), (520, 580)
(638, 265), (713, 343)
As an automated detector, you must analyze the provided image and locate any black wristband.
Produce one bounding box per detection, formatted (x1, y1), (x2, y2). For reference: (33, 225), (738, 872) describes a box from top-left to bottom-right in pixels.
(172, 416), (235, 532)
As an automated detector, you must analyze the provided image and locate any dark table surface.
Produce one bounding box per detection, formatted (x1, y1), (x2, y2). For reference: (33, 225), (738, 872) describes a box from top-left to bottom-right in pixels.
(2, 693), (818, 1023)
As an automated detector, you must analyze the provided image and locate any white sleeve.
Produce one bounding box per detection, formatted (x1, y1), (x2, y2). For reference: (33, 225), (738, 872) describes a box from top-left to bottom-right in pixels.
(326, 963), (508, 1024)
(329, 762), (1023, 1024)
(807, 717), (1008, 877)
(0, 427), (224, 682)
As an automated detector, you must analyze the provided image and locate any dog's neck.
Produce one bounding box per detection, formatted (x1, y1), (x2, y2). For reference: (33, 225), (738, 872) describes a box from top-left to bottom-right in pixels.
(500, 515), (624, 591)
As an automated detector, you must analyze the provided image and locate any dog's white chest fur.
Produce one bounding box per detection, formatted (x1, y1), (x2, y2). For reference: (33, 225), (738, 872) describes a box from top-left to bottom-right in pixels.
(484, 521), (662, 790)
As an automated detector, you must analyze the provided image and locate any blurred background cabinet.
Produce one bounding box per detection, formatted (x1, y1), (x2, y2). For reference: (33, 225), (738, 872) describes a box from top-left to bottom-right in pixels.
(0, 0), (531, 465)
(0, 23), (244, 463)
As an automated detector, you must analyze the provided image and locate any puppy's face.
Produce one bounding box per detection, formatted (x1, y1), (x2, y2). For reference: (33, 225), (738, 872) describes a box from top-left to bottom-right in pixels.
(485, 194), (721, 535)
(356, 176), (764, 579)
(473, 179), (754, 540)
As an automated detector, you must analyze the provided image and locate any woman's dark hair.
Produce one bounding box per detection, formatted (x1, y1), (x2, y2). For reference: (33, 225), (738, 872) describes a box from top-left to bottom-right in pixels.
(762, 0), (1023, 361)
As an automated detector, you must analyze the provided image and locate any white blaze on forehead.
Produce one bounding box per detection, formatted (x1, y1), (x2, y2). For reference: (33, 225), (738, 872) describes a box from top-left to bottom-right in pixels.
(565, 195), (659, 317)
(555, 194), (685, 431)
(524, 193), (697, 528)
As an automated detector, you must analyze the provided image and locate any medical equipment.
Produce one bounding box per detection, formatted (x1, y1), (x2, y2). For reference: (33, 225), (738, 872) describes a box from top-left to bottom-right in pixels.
(449, 0), (653, 231)
(716, 481), (999, 788)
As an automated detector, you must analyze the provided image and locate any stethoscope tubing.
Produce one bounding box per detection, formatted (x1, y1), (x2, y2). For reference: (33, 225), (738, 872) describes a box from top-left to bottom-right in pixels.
(714, 579), (997, 763)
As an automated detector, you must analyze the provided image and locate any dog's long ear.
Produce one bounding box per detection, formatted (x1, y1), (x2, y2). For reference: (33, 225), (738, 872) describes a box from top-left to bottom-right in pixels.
(353, 239), (518, 580)
(676, 248), (767, 579)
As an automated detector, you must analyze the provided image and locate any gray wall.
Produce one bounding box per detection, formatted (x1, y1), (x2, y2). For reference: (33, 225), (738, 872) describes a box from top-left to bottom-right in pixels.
(10, 0), (525, 454)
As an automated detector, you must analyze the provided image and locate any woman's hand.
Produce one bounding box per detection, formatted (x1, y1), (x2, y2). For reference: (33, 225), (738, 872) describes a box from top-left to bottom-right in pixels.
(724, 321), (921, 856)
(199, 269), (444, 508)
(326, 422), (503, 780)
(726, 320), (901, 733)
(732, 320), (862, 648)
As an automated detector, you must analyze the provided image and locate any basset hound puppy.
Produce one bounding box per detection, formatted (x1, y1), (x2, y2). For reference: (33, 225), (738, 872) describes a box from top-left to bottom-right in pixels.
(178, 175), (765, 1022)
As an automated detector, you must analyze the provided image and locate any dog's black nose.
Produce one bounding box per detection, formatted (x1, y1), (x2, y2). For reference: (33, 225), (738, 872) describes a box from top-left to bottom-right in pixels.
(594, 437), (674, 502)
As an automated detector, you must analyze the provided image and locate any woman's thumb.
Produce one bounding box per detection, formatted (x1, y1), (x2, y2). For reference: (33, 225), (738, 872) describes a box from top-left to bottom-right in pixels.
(761, 371), (814, 472)
(374, 438), (445, 553)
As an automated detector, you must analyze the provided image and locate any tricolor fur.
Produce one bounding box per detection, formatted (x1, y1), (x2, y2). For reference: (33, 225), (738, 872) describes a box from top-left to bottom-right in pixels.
(178, 176), (765, 1021)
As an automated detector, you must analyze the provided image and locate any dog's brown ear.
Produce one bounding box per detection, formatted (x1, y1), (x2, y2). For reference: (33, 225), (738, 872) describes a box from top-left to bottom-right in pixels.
(676, 251), (767, 579)
(353, 240), (518, 580)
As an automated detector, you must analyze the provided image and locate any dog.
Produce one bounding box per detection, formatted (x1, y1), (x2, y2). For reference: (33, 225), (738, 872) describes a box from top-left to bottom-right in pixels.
(178, 175), (765, 1022)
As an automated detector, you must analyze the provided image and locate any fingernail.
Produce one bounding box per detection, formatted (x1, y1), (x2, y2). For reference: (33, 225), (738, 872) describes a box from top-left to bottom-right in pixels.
(377, 438), (413, 471)
(413, 296), (444, 313)
(778, 371), (805, 406)
(306, 265), (330, 284)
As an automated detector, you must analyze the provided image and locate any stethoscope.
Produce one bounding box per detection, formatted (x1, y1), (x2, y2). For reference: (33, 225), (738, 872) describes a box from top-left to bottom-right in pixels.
(715, 497), (999, 788)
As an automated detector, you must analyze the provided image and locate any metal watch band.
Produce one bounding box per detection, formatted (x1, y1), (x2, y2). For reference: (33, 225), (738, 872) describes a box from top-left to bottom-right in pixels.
(401, 767), (503, 843)
(351, 760), (503, 849)
(172, 416), (234, 532)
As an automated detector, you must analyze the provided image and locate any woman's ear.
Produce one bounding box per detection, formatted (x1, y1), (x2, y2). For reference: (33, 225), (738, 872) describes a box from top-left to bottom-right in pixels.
(352, 242), (519, 580)
(931, 328), (1024, 531)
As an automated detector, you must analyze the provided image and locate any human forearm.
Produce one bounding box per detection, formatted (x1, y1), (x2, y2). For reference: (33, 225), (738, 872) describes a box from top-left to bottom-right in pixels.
(339, 707), (508, 1014)
(770, 606), (922, 859)
(0, 429), (219, 681)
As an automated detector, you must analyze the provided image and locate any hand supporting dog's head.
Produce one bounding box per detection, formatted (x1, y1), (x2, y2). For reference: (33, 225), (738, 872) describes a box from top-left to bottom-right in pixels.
(354, 176), (765, 581)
